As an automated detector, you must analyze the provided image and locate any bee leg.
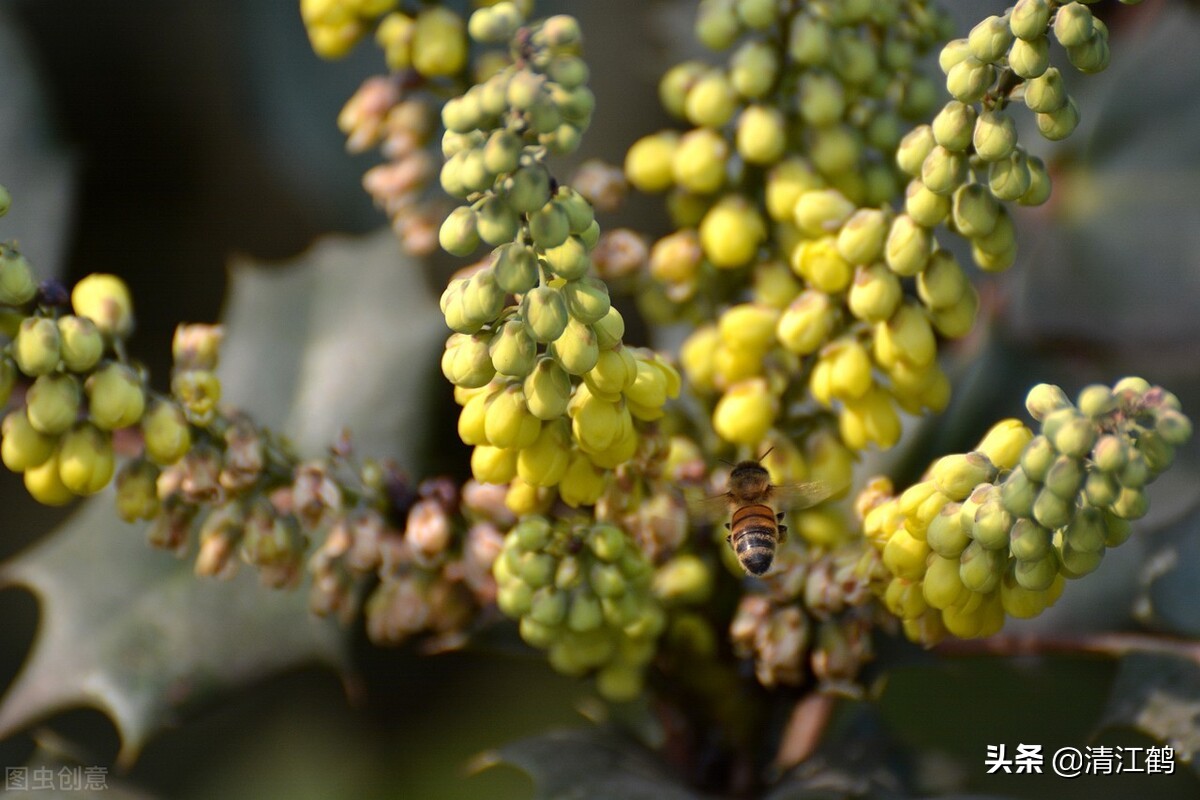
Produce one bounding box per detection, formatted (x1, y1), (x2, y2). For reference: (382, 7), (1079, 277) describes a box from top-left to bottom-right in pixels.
(724, 522), (731, 530)
(725, 534), (732, 545)
(777, 524), (788, 543)
(776, 512), (785, 522)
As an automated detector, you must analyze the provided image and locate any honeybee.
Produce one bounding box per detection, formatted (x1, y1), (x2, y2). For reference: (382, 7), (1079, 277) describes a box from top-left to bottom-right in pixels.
(710, 455), (829, 576)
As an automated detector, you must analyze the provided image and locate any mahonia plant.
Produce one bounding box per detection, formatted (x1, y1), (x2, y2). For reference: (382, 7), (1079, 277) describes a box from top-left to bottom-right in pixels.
(0, 0), (1192, 794)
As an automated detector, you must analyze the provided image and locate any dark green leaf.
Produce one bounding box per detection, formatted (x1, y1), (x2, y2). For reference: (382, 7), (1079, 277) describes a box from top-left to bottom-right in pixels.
(1099, 653), (1200, 773)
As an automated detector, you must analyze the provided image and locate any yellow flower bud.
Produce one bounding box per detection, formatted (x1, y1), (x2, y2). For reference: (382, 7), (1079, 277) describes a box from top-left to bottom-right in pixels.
(592, 307), (626, 350)
(24, 450), (75, 506)
(776, 290), (835, 355)
(86, 362), (146, 430)
(847, 263), (902, 322)
(735, 104), (787, 165)
(752, 260), (802, 309)
(672, 128), (729, 194)
(699, 195), (766, 269)
(842, 387), (901, 450)
(624, 132), (678, 193)
(571, 390), (622, 453)
(26, 373), (81, 436)
(517, 420), (571, 487)
(827, 338), (873, 400)
(484, 386), (541, 449)
(975, 419), (1033, 471)
(684, 69), (737, 128)
(584, 346), (638, 398)
(790, 237), (852, 293)
(680, 325), (720, 392)
(14, 317), (62, 377)
(1, 410), (56, 472)
(765, 157), (824, 222)
(0, 246), (37, 305)
(471, 444), (518, 484)
(412, 7), (467, 77)
(874, 302), (936, 368)
(375, 13), (415, 69)
(72, 273), (134, 338)
(559, 451), (608, 507)
(882, 528), (929, 581)
(928, 284), (979, 338)
(524, 357), (572, 420)
(57, 423), (115, 495)
(713, 378), (775, 445)
(141, 399), (192, 465)
(56, 316), (104, 373)
(718, 303), (780, 353)
(713, 343), (763, 388)
(457, 389), (493, 445)
(505, 476), (554, 516)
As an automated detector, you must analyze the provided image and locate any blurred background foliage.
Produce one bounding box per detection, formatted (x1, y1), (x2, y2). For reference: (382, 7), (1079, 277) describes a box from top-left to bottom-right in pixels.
(0, 0), (1198, 798)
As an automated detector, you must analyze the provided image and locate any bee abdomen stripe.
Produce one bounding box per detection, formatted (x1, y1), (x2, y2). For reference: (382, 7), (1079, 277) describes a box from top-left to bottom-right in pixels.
(734, 529), (775, 553)
(731, 504), (776, 528)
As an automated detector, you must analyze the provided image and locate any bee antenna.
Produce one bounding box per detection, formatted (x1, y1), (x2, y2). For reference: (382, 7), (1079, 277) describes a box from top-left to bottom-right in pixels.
(717, 458), (735, 467)
(757, 445), (776, 461)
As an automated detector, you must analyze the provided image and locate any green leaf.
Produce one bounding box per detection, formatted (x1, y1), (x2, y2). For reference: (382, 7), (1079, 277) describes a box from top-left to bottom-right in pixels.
(1099, 653), (1200, 775)
(0, 229), (446, 764)
(479, 725), (704, 800)
(1135, 503), (1200, 638)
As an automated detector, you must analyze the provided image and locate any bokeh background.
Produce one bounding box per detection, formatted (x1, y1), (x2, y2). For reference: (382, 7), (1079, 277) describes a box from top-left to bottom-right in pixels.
(1, 1), (1199, 798)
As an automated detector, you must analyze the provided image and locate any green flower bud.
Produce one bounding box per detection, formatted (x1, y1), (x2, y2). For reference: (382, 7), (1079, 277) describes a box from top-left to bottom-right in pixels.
(945, 57), (994, 103)
(505, 164), (552, 214)
(788, 13), (831, 66)
(904, 180), (950, 227)
(1156, 409), (1193, 447)
(72, 273), (135, 339)
(1024, 67), (1067, 113)
(592, 306), (625, 350)
(1, 410), (56, 471)
(835, 208), (889, 266)
(729, 40), (778, 99)
(527, 94), (564, 135)
(474, 197), (518, 247)
(0, 357), (13, 408)
(542, 236), (591, 280)
(26, 373), (81, 435)
(848, 263), (902, 323)
(968, 15), (1014, 63)
(921, 146), (967, 196)
(1051, 414), (1097, 459)
(796, 71), (846, 127)
(884, 214), (932, 276)
(506, 71), (545, 112)
(736, 104), (787, 165)
(439, 152), (469, 198)
(462, 269), (506, 326)
(896, 125), (936, 178)
(1104, 512), (1133, 548)
(959, 540), (1003, 593)
(439, 206), (480, 257)
(0, 185), (8, 216)
(0, 247), (37, 305)
(23, 450), (74, 506)
(567, 591), (604, 632)
(1084, 470), (1118, 507)
(1111, 486), (1148, 520)
(1045, 454), (1085, 500)
(522, 286), (569, 344)
(865, 110), (903, 153)
(529, 200), (571, 250)
(938, 38), (971, 75)
(441, 96), (483, 135)
(562, 277), (611, 325)
(1075, 384), (1115, 418)
(1000, 468), (1038, 518)
(777, 290), (835, 355)
(1015, 553), (1058, 590)
(494, 244), (540, 294)
(1139, 431), (1174, 474)
(1010, 0), (1050, 41)
(1064, 505), (1105, 553)
(1037, 97), (1080, 141)
(459, 149), (495, 195)
(1020, 435), (1057, 482)
(115, 458), (161, 522)
(51, 316), (101, 374)
(928, 503), (972, 558)
(831, 28), (878, 86)
(497, 579), (533, 617)
(972, 110), (1017, 162)
(1032, 486), (1073, 529)
(952, 183), (1000, 239)
(1019, 156), (1052, 206)
(1054, 2), (1094, 47)
(1009, 36), (1049, 79)
(883, 35), (916, 72)
(807, 123), (863, 176)
(550, 318), (599, 375)
(528, 586), (567, 627)
(684, 69), (737, 129)
(14, 317), (62, 376)
(928, 284), (979, 338)
(1010, 518), (1052, 561)
(917, 250), (967, 310)
(1067, 33), (1110, 74)
(141, 399), (192, 465)
(555, 187), (595, 235)
(695, 0), (740, 51)
(1025, 383), (1071, 421)
(411, 7), (467, 77)
(988, 151), (1033, 201)
(932, 101), (978, 153)
(1091, 435), (1126, 473)
(57, 422), (115, 495)
(86, 362), (145, 430)
(489, 320), (536, 377)
(579, 220), (601, 250)
(659, 61), (708, 119)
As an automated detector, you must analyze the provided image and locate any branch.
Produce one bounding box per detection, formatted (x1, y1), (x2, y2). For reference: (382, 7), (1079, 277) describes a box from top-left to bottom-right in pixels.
(936, 631), (1200, 667)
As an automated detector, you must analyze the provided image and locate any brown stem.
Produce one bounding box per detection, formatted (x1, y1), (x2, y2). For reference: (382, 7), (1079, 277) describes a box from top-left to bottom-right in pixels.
(936, 632), (1200, 667)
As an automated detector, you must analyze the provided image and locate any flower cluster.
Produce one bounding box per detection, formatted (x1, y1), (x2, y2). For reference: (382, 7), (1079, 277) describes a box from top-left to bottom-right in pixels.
(862, 378), (1191, 645)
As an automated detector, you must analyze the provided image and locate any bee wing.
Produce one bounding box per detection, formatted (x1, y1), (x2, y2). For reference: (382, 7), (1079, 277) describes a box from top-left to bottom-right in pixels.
(772, 481), (832, 511)
(687, 492), (731, 522)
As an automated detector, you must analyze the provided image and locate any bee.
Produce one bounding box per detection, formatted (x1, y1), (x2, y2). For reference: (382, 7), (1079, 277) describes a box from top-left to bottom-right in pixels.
(711, 454), (829, 576)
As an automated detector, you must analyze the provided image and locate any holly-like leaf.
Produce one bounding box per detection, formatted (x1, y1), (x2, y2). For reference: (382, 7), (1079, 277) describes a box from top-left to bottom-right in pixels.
(477, 725), (703, 800)
(1099, 653), (1200, 776)
(1134, 502), (1200, 638)
(0, 229), (446, 764)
